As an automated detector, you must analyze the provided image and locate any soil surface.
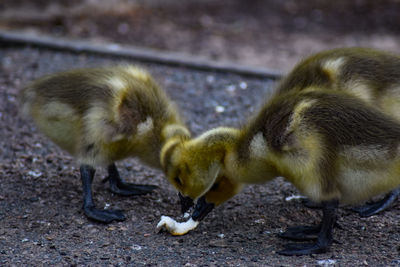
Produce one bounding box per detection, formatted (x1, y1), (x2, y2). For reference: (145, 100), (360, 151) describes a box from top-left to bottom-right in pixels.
(0, 46), (399, 266)
(2, 0), (400, 72)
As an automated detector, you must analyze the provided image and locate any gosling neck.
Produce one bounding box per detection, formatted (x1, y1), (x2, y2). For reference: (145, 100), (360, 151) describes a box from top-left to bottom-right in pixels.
(225, 132), (281, 185)
(159, 123), (191, 169)
(161, 123), (191, 144)
(188, 127), (241, 174)
(193, 126), (240, 153)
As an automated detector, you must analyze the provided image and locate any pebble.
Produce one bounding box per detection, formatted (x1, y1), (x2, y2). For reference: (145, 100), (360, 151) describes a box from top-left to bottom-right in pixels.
(27, 170), (42, 178)
(215, 105), (225, 113)
(254, 218), (265, 224)
(226, 84), (236, 93)
(239, 81), (247, 89)
(131, 244), (142, 251)
(206, 75), (215, 83)
(284, 194), (306, 201)
(317, 259), (337, 266)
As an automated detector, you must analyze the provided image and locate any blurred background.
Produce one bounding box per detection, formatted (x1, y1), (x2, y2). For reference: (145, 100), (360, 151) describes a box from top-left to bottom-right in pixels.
(1, 0), (400, 72)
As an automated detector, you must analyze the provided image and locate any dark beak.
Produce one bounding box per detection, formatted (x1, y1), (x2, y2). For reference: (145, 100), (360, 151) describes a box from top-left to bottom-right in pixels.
(192, 196), (215, 221)
(178, 193), (194, 214)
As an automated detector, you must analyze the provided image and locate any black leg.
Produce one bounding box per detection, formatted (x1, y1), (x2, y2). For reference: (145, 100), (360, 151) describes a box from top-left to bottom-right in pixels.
(278, 225), (320, 241)
(192, 196), (215, 221)
(302, 198), (323, 209)
(353, 187), (400, 217)
(80, 165), (126, 223)
(278, 200), (338, 256)
(107, 163), (158, 196)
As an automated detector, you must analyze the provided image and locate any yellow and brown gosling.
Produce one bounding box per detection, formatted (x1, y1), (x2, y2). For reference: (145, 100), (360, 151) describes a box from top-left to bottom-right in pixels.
(162, 48), (400, 255)
(20, 65), (190, 223)
(164, 47), (400, 220)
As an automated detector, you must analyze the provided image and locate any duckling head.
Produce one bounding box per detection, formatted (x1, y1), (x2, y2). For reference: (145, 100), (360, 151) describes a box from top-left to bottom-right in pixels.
(161, 137), (223, 202)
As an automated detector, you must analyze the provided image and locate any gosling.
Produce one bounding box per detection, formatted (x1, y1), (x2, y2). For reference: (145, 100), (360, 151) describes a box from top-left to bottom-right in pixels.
(20, 65), (190, 223)
(162, 48), (400, 255)
(166, 47), (400, 219)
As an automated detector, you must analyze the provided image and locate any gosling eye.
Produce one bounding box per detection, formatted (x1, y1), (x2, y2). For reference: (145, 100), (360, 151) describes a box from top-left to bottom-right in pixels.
(174, 177), (183, 186)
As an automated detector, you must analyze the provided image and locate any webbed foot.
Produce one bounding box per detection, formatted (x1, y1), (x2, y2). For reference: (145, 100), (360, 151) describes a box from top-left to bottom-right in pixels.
(278, 240), (329, 256)
(278, 225), (320, 241)
(84, 205), (126, 223)
(107, 163), (157, 196)
(278, 200), (338, 256)
(109, 181), (158, 196)
(80, 164), (126, 224)
(352, 187), (400, 217)
(304, 188), (400, 217)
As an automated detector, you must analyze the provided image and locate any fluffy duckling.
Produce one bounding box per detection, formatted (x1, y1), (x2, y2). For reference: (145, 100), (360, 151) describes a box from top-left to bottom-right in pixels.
(277, 47), (400, 216)
(162, 48), (400, 255)
(165, 89), (400, 255)
(169, 47), (400, 220)
(165, 47), (400, 219)
(20, 65), (190, 223)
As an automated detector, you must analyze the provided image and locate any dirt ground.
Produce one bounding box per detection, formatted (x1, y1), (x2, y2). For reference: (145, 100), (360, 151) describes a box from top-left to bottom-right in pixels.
(0, 46), (399, 266)
(2, 0), (400, 72)
(0, 0), (400, 266)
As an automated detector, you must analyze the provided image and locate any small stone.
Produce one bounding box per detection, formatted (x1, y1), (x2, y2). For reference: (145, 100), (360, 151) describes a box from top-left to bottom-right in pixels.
(239, 82), (247, 89)
(254, 219), (265, 224)
(285, 194), (306, 202)
(206, 75), (215, 83)
(317, 259), (337, 266)
(215, 106), (225, 113)
(27, 170), (42, 178)
(226, 85), (236, 93)
(131, 244), (142, 251)
(7, 95), (16, 102)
